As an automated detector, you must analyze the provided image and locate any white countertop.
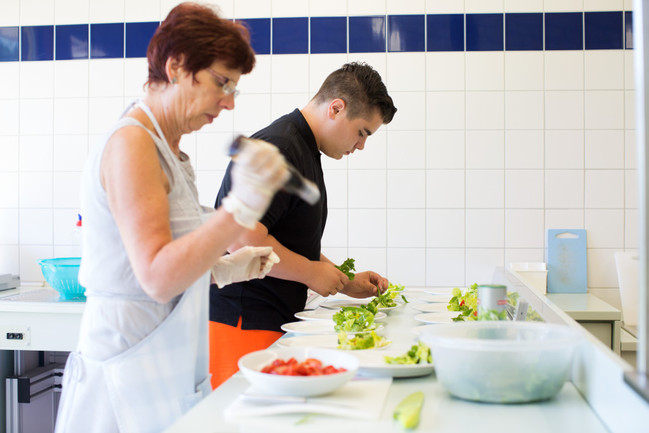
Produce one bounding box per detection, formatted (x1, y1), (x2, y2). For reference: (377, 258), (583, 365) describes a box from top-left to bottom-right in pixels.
(164, 289), (611, 433)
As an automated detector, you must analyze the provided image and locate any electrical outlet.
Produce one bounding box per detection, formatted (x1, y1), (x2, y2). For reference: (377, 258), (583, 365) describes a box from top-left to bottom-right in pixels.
(0, 327), (30, 348)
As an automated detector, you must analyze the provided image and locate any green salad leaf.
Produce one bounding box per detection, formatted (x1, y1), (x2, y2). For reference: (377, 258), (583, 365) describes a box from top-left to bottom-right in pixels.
(332, 306), (376, 332)
(384, 342), (432, 365)
(337, 330), (390, 350)
(448, 283), (478, 321)
(335, 258), (356, 280)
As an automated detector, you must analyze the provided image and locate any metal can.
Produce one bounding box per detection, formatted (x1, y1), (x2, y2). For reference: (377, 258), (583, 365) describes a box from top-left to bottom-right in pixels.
(477, 284), (507, 314)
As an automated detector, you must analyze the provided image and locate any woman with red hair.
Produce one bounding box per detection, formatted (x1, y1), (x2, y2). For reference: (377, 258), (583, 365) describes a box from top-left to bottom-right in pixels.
(54, 4), (288, 432)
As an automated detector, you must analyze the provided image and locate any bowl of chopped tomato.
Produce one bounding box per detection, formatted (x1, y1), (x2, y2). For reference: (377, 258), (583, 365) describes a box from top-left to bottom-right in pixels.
(238, 347), (359, 397)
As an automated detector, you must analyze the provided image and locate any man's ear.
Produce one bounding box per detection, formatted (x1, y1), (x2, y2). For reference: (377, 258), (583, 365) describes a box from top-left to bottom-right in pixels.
(327, 98), (346, 119)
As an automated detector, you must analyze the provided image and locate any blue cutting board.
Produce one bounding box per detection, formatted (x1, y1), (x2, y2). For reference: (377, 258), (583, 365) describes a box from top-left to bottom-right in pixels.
(546, 229), (587, 293)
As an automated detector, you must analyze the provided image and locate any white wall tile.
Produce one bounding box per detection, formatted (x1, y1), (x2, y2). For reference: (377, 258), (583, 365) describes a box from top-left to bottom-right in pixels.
(585, 130), (624, 169)
(53, 171), (81, 208)
(544, 0), (584, 12)
(465, 248), (504, 284)
(586, 209), (624, 248)
(387, 0), (426, 14)
(271, 55), (310, 93)
(20, 99), (54, 136)
(20, 172), (52, 208)
(585, 91), (625, 130)
(466, 209), (504, 248)
(348, 170), (386, 208)
(309, 55), (349, 95)
(195, 132), (232, 171)
(349, 209), (386, 248)
(625, 90), (635, 130)
(505, 130), (543, 169)
(426, 52), (465, 91)
(387, 170), (426, 208)
(180, 133), (196, 168)
(0, 0), (19, 26)
(425, 0), (465, 14)
(125, 0), (161, 22)
(123, 58), (148, 99)
(20, 209), (53, 244)
(0, 136), (19, 172)
(89, 0), (124, 22)
(625, 129), (637, 169)
(426, 169), (465, 208)
(196, 170), (225, 208)
(388, 92), (426, 131)
(322, 152), (347, 171)
(466, 130), (504, 169)
(585, 51), (624, 90)
(55, 60), (89, 98)
(505, 170), (544, 208)
(386, 130), (425, 169)
(21, 245), (53, 282)
(0, 173), (19, 207)
(504, 0), (543, 12)
(426, 131), (465, 169)
(349, 130), (387, 169)
(545, 52), (584, 90)
(0, 209), (19, 243)
(348, 0), (386, 15)
(465, 0), (503, 12)
(505, 209), (544, 248)
(233, 0), (271, 18)
(426, 209), (465, 248)
(545, 170), (584, 209)
(323, 169), (348, 209)
(466, 170), (504, 208)
(545, 91), (584, 130)
(88, 97), (125, 135)
(505, 91), (543, 129)
(426, 91), (465, 130)
(504, 248), (545, 265)
(387, 248), (426, 286)
(545, 209), (584, 231)
(54, 0), (89, 24)
(20, 62), (54, 98)
(585, 170), (624, 208)
(232, 93), (272, 133)
(626, 170), (637, 209)
(53, 208), (83, 245)
(584, 0), (623, 11)
(387, 53), (426, 92)
(321, 208), (347, 248)
(505, 52), (544, 91)
(89, 59), (124, 97)
(387, 209), (426, 248)
(271, 93), (308, 121)
(626, 209), (637, 249)
(20, 0), (54, 25)
(0, 63), (20, 99)
(309, 0), (347, 16)
(625, 51), (635, 90)
(587, 249), (620, 288)
(466, 52), (504, 91)
(272, 0), (309, 17)
(545, 130), (584, 169)
(53, 135), (88, 172)
(54, 99), (89, 134)
(19, 135), (52, 171)
(426, 248), (465, 287)
(0, 100), (20, 136)
(347, 247), (387, 278)
(466, 92), (504, 130)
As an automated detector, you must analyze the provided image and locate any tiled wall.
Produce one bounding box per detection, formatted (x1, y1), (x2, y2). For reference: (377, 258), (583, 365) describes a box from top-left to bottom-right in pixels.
(0, 0), (637, 309)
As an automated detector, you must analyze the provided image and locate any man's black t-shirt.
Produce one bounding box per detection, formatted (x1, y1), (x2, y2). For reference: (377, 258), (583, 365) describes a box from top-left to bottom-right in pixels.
(211, 109), (328, 332)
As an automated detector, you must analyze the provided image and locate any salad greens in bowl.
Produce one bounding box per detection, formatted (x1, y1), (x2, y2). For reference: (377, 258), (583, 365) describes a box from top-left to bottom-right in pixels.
(419, 321), (582, 403)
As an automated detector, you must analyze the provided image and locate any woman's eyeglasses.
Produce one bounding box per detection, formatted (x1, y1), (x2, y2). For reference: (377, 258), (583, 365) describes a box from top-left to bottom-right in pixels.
(206, 69), (239, 97)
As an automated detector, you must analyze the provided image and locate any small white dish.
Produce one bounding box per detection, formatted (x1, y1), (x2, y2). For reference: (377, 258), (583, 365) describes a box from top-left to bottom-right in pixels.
(281, 320), (383, 336)
(295, 309), (387, 321)
(414, 311), (461, 324)
(277, 334), (390, 351)
(410, 303), (452, 313)
(409, 293), (452, 304)
(352, 349), (434, 378)
(320, 298), (404, 311)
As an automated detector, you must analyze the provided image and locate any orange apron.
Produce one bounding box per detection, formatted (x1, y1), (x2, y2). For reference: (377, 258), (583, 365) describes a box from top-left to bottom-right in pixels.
(209, 318), (282, 389)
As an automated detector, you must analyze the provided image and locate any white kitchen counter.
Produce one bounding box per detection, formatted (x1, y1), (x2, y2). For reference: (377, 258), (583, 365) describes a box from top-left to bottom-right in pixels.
(163, 284), (626, 433)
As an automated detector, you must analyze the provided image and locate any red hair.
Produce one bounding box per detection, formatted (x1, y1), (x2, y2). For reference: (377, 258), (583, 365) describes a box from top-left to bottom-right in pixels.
(146, 2), (255, 86)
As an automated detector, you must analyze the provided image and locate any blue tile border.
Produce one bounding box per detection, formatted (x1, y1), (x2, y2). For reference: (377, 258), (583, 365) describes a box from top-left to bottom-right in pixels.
(0, 11), (637, 62)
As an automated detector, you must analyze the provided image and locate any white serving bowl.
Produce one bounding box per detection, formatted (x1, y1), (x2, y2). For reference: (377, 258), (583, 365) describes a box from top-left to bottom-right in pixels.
(419, 321), (582, 403)
(238, 347), (359, 397)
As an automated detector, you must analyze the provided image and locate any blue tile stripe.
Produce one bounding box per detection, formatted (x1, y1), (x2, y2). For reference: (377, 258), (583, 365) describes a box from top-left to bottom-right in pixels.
(0, 11), (634, 62)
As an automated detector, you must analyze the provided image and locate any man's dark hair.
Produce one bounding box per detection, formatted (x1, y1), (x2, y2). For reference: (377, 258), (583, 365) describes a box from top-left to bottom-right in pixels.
(312, 62), (397, 124)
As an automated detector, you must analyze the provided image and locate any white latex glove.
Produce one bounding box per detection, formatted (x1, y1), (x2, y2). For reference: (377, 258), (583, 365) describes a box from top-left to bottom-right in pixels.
(211, 246), (280, 288)
(222, 137), (289, 229)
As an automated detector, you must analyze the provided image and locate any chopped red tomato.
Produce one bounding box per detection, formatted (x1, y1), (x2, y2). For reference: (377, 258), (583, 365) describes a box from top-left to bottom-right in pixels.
(260, 357), (347, 376)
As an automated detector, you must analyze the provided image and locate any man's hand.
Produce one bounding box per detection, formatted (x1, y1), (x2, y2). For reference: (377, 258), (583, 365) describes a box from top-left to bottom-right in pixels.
(304, 261), (347, 297)
(340, 271), (389, 298)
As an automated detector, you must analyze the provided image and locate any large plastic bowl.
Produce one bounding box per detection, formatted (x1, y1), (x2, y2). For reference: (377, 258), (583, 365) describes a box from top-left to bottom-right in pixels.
(419, 321), (582, 403)
(238, 347), (359, 397)
(38, 257), (86, 300)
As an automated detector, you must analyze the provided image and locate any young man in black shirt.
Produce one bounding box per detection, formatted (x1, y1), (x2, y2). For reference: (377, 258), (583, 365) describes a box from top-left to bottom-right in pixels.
(209, 62), (397, 388)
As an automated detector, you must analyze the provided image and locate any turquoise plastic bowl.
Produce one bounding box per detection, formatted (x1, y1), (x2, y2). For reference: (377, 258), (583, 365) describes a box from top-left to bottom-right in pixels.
(38, 257), (86, 300)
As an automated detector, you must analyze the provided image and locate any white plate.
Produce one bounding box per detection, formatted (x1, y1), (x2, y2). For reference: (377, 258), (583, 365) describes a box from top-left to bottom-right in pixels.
(352, 350), (434, 378)
(414, 311), (461, 324)
(410, 303), (452, 313)
(412, 324), (447, 336)
(277, 334), (391, 351)
(294, 309), (387, 321)
(281, 320), (384, 336)
(320, 298), (404, 311)
(409, 293), (452, 304)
